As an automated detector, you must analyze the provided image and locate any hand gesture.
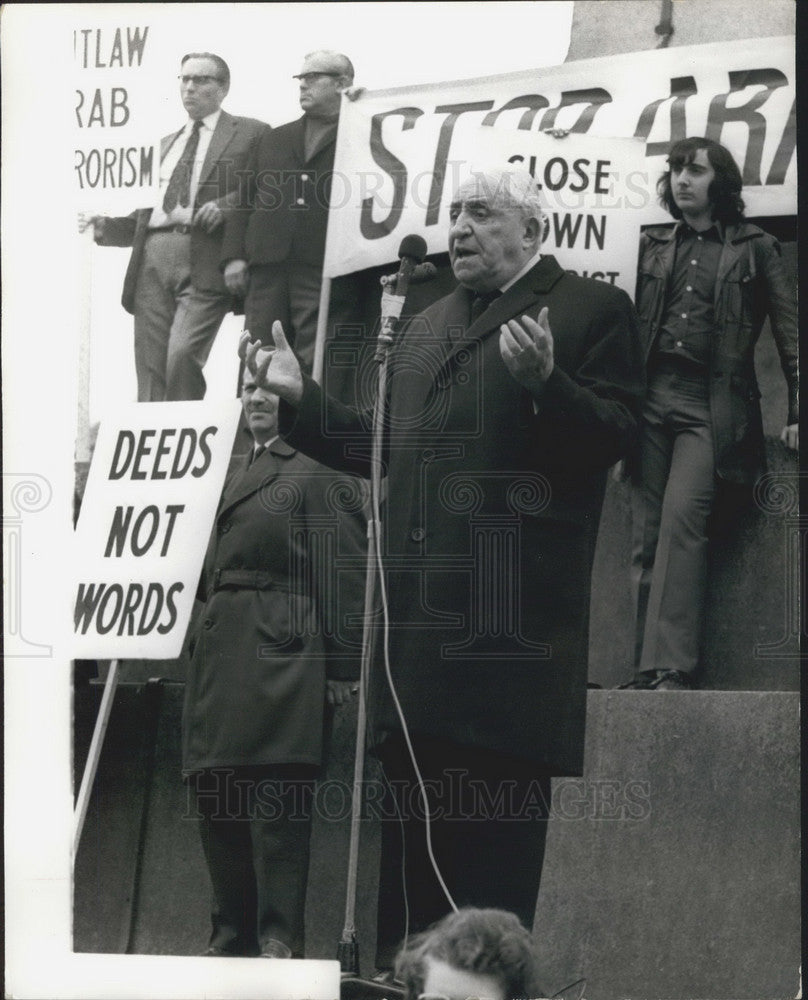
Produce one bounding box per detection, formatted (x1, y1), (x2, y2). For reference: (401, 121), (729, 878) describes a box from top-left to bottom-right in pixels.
(238, 321), (304, 405)
(499, 307), (554, 395)
(77, 212), (102, 235)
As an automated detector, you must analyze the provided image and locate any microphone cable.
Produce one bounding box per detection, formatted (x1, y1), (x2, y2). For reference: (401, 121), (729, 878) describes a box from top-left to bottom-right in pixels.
(366, 304), (459, 919)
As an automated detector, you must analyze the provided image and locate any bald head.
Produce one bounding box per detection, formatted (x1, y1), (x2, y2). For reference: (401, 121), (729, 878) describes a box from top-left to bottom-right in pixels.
(302, 50), (354, 80)
(296, 50), (354, 119)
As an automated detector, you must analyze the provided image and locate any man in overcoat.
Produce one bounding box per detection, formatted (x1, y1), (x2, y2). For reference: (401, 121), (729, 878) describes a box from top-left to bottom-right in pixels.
(220, 50), (361, 376)
(82, 53), (268, 401)
(626, 137), (798, 689)
(183, 354), (366, 957)
(243, 168), (644, 968)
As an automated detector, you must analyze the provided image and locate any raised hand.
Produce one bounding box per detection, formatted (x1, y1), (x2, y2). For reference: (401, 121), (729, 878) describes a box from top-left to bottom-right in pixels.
(238, 321), (304, 405)
(499, 307), (554, 396)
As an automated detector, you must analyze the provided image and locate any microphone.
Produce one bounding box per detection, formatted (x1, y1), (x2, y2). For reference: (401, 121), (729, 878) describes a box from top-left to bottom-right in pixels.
(381, 261), (437, 289)
(392, 233), (428, 298)
(379, 236), (429, 343)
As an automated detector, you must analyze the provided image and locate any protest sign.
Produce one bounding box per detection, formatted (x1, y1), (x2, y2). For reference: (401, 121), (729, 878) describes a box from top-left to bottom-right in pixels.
(74, 22), (160, 211)
(72, 400), (240, 658)
(324, 36), (795, 277)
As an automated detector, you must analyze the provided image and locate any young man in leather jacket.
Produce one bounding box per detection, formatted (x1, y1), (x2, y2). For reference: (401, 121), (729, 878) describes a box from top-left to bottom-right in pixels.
(627, 137), (798, 690)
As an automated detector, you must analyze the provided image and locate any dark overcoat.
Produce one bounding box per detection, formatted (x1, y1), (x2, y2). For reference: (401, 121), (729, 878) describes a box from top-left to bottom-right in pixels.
(219, 115), (336, 268)
(282, 256), (644, 775)
(95, 110), (270, 313)
(635, 221), (798, 484)
(182, 439), (366, 774)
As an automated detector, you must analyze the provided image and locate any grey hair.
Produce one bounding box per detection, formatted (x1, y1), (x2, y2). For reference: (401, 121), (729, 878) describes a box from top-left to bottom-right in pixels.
(466, 167), (543, 223)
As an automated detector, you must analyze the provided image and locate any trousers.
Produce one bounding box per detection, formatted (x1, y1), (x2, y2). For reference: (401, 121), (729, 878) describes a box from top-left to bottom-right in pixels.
(244, 264), (365, 383)
(133, 231), (231, 401)
(190, 766), (316, 957)
(630, 360), (716, 675)
(374, 736), (552, 970)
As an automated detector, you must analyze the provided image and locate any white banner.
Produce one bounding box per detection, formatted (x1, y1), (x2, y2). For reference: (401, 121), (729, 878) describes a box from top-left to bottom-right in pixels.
(324, 36), (796, 277)
(73, 23), (160, 212)
(72, 400), (241, 658)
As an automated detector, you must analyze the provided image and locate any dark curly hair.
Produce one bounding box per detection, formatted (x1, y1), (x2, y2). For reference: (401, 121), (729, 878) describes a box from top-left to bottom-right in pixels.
(395, 908), (544, 1000)
(657, 137), (745, 224)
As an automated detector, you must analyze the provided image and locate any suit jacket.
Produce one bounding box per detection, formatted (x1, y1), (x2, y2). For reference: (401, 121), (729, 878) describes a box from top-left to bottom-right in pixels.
(635, 221), (798, 484)
(281, 256), (645, 775)
(220, 115), (337, 268)
(182, 439), (366, 774)
(95, 110), (270, 314)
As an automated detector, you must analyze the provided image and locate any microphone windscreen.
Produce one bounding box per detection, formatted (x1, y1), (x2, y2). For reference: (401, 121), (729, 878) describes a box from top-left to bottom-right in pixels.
(398, 234), (427, 263)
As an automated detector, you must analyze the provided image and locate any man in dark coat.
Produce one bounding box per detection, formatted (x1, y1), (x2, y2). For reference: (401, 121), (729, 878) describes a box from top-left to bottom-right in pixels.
(183, 352), (366, 957)
(625, 137), (798, 690)
(81, 53), (269, 401)
(220, 50), (360, 375)
(243, 168), (644, 969)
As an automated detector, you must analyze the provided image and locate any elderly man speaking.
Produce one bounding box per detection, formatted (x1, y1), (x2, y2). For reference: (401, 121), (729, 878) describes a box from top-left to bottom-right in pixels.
(243, 168), (645, 971)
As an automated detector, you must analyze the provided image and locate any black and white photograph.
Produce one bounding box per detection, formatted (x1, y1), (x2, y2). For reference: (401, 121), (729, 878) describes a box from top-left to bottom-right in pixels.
(2, 3), (800, 998)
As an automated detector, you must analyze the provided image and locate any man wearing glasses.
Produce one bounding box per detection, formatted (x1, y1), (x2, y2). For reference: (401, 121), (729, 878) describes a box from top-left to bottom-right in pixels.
(81, 53), (268, 401)
(221, 50), (359, 377)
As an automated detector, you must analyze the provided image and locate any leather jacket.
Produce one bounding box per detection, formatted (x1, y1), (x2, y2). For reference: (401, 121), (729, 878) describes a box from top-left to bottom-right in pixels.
(635, 221), (798, 484)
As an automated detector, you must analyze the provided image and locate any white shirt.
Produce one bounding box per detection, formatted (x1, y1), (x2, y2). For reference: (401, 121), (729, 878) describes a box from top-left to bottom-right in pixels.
(149, 109), (222, 228)
(252, 435), (279, 462)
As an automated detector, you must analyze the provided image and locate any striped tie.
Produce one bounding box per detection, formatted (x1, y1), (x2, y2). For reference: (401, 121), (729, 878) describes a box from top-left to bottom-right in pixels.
(162, 120), (202, 213)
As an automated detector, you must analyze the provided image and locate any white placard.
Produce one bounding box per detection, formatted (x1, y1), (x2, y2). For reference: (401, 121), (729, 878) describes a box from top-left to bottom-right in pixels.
(73, 22), (161, 212)
(72, 400), (241, 658)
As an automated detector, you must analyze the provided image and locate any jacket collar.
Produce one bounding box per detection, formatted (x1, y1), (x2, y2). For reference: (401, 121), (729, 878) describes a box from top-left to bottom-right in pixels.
(198, 109), (235, 189)
(288, 114), (338, 163)
(450, 255), (566, 352)
(218, 436), (296, 516)
(646, 219), (759, 247)
(160, 110), (236, 192)
(644, 221), (759, 288)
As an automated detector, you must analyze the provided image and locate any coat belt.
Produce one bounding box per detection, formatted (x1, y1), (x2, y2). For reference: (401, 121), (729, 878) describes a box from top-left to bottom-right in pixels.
(211, 569), (304, 593)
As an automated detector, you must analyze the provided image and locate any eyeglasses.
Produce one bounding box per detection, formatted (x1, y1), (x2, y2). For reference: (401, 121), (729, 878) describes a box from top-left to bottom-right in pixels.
(178, 74), (222, 86)
(293, 71), (342, 82)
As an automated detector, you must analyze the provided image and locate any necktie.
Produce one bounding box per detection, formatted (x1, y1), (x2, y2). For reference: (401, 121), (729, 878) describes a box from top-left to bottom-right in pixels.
(249, 444), (266, 466)
(469, 288), (502, 323)
(162, 120), (202, 213)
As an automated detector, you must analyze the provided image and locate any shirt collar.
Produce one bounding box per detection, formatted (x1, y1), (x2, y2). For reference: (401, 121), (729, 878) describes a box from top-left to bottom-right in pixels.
(187, 108), (221, 132)
(253, 435), (279, 455)
(500, 246), (544, 293)
(679, 218), (724, 242)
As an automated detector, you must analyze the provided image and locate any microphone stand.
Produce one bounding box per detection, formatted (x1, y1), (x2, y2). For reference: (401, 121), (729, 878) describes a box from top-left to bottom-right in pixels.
(337, 292), (403, 996)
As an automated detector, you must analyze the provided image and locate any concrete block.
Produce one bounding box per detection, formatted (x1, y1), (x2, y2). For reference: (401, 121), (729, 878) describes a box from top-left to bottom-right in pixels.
(533, 691), (801, 999)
